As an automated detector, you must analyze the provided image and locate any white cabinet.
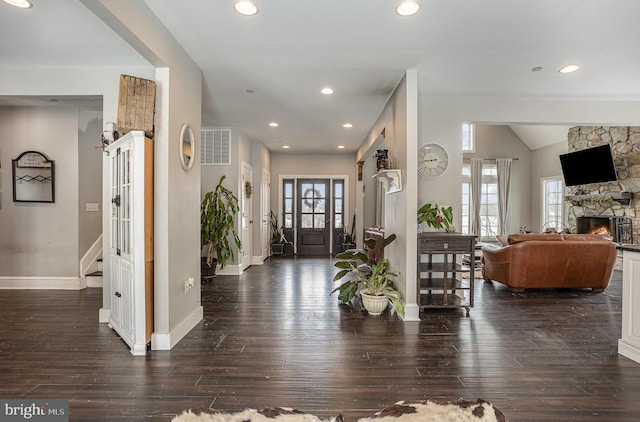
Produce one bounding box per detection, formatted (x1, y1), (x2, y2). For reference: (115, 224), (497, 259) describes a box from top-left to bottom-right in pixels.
(619, 249), (640, 363)
(105, 131), (154, 356)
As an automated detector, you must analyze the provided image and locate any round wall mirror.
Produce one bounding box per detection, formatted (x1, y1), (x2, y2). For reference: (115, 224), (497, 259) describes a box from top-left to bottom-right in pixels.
(179, 123), (195, 171)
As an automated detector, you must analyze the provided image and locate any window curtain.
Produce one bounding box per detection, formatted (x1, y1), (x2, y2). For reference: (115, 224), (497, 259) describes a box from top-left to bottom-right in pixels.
(469, 158), (483, 236)
(496, 158), (512, 235)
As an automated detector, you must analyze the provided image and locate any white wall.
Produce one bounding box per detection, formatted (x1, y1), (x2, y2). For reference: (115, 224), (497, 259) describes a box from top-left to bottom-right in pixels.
(531, 140), (569, 231)
(78, 110), (104, 258)
(357, 70), (420, 321)
(0, 107), (79, 283)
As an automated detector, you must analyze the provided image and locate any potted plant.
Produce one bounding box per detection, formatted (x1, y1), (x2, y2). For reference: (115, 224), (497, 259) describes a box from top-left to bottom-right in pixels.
(269, 210), (287, 255)
(201, 175), (242, 277)
(331, 233), (404, 317)
(359, 259), (403, 316)
(417, 202), (456, 232)
(341, 214), (356, 251)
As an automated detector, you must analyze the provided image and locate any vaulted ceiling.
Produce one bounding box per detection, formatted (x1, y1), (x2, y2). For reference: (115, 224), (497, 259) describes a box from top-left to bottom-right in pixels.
(1, 0), (639, 152)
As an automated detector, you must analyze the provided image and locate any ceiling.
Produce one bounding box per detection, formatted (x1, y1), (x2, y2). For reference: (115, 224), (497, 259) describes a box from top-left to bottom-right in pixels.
(1, 0), (640, 152)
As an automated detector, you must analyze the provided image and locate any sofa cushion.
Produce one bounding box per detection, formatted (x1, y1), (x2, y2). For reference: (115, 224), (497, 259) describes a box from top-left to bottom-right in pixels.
(507, 233), (563, 245)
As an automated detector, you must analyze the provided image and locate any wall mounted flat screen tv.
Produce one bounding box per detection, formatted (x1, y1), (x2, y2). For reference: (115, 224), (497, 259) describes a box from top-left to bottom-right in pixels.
(559, 144), (618, 186)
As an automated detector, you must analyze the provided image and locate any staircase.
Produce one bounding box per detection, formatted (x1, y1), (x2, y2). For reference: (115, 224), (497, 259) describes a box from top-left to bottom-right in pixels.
(86, 258), (103, 288)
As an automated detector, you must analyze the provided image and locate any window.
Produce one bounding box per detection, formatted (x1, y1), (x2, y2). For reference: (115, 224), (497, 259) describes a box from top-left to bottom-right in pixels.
(333, 180), (344, 229)
(201, 129), (230, 164)
(283, 179), (294, 228)
(462, 123), (475, 152)
(461, 163), (499, 240)
(542, 177), (564, 231)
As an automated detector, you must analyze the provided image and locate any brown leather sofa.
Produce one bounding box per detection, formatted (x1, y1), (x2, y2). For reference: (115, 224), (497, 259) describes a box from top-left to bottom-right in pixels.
(481, 233), (617, 292)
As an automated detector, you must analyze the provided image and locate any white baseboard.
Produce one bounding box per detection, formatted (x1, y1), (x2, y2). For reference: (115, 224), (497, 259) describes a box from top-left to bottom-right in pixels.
(251, 255), (265, 265)
(86, 275), (103, 288)
(619, 339), (640, 364)
(402, 303), (421, 321)
(99, 307), (111, 323)
(151, 305), (203, 351)
(0, 276), (84, 290)
(216, 264), (243, 276)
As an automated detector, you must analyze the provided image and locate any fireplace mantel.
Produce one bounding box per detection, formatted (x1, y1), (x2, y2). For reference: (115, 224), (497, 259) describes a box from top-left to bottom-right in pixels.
(566, 192), (633, 206)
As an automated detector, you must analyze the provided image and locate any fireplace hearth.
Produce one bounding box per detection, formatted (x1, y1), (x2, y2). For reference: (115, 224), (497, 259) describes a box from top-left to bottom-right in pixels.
(576, 215), (633, 243)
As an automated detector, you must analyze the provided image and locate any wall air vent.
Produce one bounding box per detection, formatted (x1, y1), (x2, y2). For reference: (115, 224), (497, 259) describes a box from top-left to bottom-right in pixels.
(201, 129), (230, 165)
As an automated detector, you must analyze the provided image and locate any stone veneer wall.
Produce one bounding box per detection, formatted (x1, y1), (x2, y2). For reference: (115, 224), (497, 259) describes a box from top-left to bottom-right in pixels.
(566, 126), (640, 243)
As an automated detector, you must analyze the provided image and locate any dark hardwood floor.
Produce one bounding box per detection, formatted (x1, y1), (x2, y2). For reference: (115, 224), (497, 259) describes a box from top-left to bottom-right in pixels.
(1, 256), (640, 421)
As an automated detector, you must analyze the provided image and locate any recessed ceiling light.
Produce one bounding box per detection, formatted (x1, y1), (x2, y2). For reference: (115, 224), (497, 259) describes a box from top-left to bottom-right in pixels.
(269, 122), (279, 127)
(282, 145), (290, 149)
(3, 0), (32, 8)
(338, 145), (345, 149)
(559, 64), (580, 74)
(321, 87), (334, 95)
(396, 1), (420, 16)
(343, 123), (353, 128)
(234, 1), (258, 16)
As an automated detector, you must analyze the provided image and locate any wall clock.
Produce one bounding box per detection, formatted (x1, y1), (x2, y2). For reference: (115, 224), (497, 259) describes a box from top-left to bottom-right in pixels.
(418, 143), (449, 179)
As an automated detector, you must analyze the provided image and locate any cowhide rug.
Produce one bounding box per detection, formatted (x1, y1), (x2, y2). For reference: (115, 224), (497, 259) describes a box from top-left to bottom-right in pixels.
(172, 399), (508, 422)
(359, 399), (507, 422)
(172, 407), (342, 422)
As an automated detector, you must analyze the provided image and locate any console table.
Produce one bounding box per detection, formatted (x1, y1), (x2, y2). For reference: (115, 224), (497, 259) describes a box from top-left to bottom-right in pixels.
(417, 232), (476, 316)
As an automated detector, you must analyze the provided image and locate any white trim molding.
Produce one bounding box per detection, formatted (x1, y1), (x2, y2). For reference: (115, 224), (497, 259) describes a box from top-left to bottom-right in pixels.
(0, 276), (84, 290)
(99, 308), (111, 323)
(216, 263), (244, 276)
(80, 234), (103, 278)
(151, 305), (203, 351)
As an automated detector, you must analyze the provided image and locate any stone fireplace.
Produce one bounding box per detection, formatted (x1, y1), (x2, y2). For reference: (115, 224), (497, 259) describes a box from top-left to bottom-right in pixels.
(576, 215), (633, 243)
(566, 126), (640, 244)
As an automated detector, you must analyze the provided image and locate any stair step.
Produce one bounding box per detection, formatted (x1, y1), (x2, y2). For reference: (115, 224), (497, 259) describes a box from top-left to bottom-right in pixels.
(86, 271), (103, 288)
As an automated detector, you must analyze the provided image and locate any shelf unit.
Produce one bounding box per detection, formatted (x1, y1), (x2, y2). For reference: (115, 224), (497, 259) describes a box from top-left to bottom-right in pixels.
(417, 232), (476, 316)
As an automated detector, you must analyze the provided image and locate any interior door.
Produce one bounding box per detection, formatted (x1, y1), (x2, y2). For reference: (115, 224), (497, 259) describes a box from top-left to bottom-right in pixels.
(296, 179), (331, 254)
(261, 170), (271, 258)
(241, 162), (253, 270)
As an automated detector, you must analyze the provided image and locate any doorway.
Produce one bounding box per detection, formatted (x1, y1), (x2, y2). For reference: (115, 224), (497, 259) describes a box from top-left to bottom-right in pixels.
(297, 179), (331, 254)
(280, 177), (346, 255)
(240, 162), (253, 271)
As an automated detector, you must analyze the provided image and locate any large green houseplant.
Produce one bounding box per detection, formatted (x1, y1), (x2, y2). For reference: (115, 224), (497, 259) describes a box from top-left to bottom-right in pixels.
(331, 233), (404, 317)
(269, 210), (287, 255)
(201, 175), (242, 275)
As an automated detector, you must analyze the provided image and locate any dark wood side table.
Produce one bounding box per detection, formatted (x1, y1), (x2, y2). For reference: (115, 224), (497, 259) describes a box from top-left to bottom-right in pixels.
(417, 232), (476, 316)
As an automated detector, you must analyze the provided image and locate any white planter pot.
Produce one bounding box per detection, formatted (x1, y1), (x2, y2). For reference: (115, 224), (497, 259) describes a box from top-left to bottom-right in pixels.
(360, 292), (389, 316)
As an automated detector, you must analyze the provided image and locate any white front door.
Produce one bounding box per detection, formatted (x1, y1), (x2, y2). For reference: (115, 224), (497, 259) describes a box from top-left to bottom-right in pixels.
(241, 162), (253, 271)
